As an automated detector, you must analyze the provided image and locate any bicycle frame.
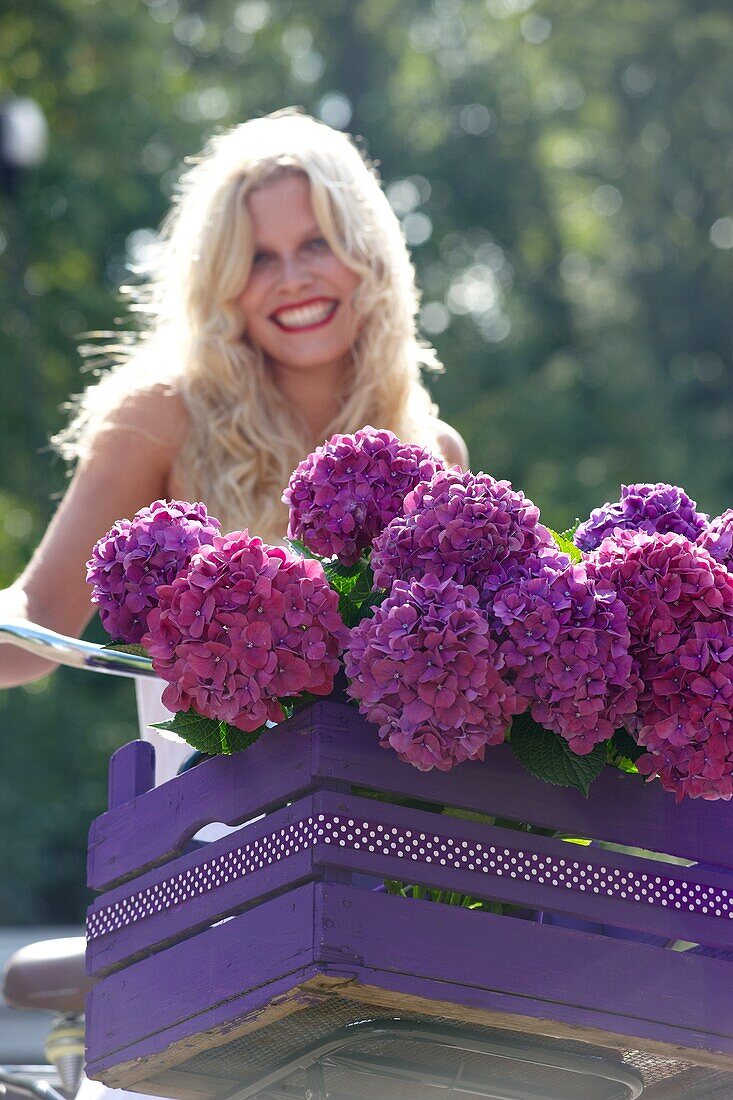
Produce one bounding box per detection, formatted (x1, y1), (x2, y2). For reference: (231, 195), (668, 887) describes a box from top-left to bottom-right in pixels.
(0, 1066), (67, 1100)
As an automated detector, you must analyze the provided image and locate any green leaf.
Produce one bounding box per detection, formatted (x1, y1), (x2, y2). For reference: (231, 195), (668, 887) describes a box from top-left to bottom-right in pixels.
(390, 882), (503, 912)
(279, 691), (318, 719)
(509, 712), (606, 797)
(323, 556), (385, 628)
(324, 557), (368, 592)
(610, 727), (644, 761)
(607, 728), (644, 774)
(559, 520), (581, 542)
(151, 712), (266, 755)
(343, 587), (388, 626)
(102, 642), (150, 657)
(351, 785), (441, 814)
(284, 537), (322, 561)
(442, 806), (496, 826)
(547, 528), (583, 564)
(338, 594), (367, 628)
(347, 569), (377, 609)
(364, 589), (389, 612)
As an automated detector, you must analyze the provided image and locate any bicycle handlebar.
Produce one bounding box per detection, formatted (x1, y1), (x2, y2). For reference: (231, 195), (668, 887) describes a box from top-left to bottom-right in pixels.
(0, 620), (156, 679)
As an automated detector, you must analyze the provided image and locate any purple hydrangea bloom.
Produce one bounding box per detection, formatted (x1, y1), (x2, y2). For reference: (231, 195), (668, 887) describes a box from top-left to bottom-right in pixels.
(493, 560), (640, 754)
(575, 483), (708, 552)
(86, 500), (221, 644)
(283, 426), (444, 565)
(698, 510), (733, 570)
(371, 468), (562, 612)
(144, 531), (347, 732)
(344, 574), (523, 772)
(592, 531), (733, 800)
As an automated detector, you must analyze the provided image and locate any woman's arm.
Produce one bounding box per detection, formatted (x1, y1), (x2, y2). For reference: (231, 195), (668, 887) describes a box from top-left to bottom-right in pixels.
(0, 386), (188, 687)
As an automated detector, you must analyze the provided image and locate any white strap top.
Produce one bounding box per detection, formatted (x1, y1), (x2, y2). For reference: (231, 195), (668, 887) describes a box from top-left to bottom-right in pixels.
(135, 676), (248, 840)
(134, 676), (192, 786)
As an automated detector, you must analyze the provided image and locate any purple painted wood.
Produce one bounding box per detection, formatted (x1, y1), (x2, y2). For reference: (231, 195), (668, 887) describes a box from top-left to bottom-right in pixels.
(310, 703), (733, 867)
(86, 883), (318, 1067)
(86, 879), (733, 1080)
(107, 740), (155, 809)
(87, 705), (322, 891)
(86, 794), (319, 977)
(86, 964), (325, 1086)
(361, 967), (731, 1064)
(85, 701), (733, 1089)
(89, 702), (733, 893)
(86, 788), (733, 979)
(310, 791), (733, 951)
(316, 884), (733, 1056)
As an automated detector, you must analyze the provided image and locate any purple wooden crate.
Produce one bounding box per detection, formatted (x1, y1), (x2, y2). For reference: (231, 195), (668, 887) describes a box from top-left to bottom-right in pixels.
(85, 702), (733, 1099)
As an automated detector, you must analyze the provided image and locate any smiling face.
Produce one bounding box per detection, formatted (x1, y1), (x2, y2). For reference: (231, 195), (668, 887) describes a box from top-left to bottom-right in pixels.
(237, 173), (362, 380)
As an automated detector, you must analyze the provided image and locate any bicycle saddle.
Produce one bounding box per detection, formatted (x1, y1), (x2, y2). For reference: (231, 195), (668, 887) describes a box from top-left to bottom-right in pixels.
(2, 937), (92, 1014)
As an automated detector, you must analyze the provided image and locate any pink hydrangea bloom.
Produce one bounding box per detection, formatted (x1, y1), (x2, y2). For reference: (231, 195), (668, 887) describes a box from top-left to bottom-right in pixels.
(344, 574), (523, 772)
(592, 531), (733, 800)
(86, 500), (220, 644)
(493, 560), (640, 754)
(371, 468), (561, 611)
(144, 531), (348, 731)
(698, 509), (733, 570)
(284, 426), (444, 565)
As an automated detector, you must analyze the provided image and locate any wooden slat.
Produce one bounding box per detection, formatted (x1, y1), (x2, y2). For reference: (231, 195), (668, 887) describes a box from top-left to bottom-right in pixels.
(317, 884), (733, 1056)
(87, 706), (322, 891)
(85, 882), (318, 1065)
(86, 794), (319, 977)
(108, 740), (155, 808)
(311, 791), (733, 951)
(311, 703), (733, 866)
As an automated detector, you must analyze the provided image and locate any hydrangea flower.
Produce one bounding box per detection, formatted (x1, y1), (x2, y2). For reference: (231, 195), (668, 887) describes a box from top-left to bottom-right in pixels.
(575, 483), (708, 552)
(86, 500), (221, 644)
(283, 425), (444, 565)
(592, 531), (733, 800)
(493, 560), (640, 754)
(371, 468), (562, 611)
(144, 531), (347, 731)
(635, 693), (733, 801)
(698, 509), (733, 570)
(344, 574), (522, 772)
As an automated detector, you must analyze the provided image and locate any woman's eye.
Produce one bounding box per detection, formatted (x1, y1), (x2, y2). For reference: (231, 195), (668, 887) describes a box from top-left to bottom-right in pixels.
(252, 240), (328, 266)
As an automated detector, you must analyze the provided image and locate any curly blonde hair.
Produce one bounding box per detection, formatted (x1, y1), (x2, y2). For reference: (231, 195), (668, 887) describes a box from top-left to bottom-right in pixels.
(54, 108), (443, 541)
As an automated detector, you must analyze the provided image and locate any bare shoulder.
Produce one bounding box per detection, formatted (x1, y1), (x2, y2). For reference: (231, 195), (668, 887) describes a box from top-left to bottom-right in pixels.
(101, 381), (190, 454)
(434, 418), (469, 470)
(14, 386), (191, 643)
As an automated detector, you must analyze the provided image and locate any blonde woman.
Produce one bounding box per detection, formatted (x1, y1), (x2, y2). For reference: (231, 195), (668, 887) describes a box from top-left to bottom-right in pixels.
(0, 107), (467, 781)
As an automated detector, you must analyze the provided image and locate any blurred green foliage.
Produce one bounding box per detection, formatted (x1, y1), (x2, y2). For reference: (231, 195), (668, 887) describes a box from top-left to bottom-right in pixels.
(0, 0), (731, 923)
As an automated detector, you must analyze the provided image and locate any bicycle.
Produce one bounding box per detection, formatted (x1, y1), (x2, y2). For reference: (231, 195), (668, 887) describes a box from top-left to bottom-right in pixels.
(0, 621), (153, 1100)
